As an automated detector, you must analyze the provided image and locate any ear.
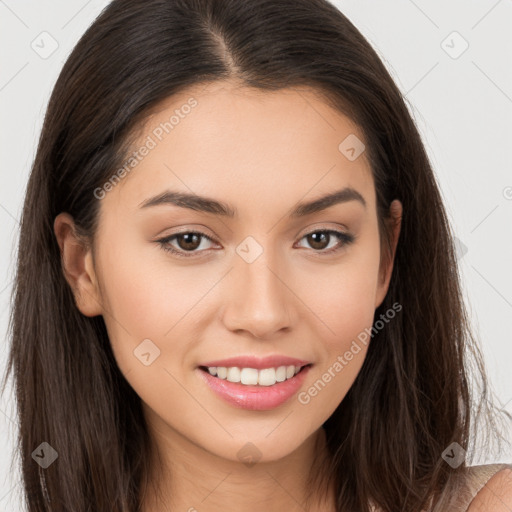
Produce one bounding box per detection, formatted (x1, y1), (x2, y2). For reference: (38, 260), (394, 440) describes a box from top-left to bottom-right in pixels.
(375, 199), (402, 309)
(53, 212), (103, 317)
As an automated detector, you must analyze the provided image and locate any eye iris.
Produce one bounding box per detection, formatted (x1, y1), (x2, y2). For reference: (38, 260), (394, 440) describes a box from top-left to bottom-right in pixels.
(177, 233), (201, 251)
(308, 232), (329, 250)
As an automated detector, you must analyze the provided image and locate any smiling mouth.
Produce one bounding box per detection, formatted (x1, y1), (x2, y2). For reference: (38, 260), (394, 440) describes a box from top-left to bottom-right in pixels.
(198, 363), (312, 387)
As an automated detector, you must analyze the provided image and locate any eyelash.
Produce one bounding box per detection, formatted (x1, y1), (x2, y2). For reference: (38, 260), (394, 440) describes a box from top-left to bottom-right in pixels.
(156, 229), (355, 259)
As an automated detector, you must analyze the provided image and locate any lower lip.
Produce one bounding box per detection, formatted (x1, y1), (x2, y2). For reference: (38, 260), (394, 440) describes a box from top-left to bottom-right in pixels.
(197, 365), (312, 411)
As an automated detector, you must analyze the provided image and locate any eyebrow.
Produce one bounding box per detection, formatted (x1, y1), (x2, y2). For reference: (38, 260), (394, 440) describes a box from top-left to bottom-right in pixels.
(138, 186), (366, 217)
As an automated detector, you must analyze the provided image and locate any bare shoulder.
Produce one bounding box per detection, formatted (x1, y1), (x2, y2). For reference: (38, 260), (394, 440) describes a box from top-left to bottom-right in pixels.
(466, 466), (512, 511)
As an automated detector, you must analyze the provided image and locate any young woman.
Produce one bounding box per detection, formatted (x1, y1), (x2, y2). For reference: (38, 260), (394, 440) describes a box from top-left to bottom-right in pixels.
(2, 0), (511, 510)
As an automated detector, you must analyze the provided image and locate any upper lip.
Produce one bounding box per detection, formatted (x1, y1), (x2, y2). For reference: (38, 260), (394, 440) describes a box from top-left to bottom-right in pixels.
(199, 355), (312, 370)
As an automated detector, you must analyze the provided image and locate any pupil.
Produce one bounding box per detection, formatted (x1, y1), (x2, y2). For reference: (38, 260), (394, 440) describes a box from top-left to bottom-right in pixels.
(179, 233), (200, 250)
(309, 232), (328, 250)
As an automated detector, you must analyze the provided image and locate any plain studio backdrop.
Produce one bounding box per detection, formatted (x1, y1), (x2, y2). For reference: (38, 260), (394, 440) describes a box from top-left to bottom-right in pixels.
(0, 0), (511, 509)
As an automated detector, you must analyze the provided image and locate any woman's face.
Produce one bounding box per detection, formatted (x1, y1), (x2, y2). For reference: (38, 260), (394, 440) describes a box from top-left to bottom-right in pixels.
(56, 81), (401, 465)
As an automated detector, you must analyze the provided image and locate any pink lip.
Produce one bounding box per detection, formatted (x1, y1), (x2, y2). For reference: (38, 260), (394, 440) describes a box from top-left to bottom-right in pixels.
(196, 364), (312, 411)
(199, 355), (311, 370)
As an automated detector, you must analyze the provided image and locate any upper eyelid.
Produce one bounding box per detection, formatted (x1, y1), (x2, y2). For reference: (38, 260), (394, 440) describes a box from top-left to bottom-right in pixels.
(159, 227), (351, 249)
(157, 228), (354, 260)
(163, 222), (350, 238)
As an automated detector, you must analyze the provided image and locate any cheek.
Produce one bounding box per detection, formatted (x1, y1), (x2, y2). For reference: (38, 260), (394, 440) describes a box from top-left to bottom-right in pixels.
(94, 234), (184, 366)
(295, 239), (381, 413)
(303, 241), (381, 346)
(296, 275), (375, 428)
(306, 270), (375, 372)
(95, 230), (223, 383)
(97, 225), (206, 328)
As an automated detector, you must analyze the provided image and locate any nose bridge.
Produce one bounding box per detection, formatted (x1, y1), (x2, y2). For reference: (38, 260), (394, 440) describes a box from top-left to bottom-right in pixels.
(221, 236), (293, 337)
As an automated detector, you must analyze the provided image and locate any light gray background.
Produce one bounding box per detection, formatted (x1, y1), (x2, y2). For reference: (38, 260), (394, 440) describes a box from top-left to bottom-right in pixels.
(1, 0), (511, 509)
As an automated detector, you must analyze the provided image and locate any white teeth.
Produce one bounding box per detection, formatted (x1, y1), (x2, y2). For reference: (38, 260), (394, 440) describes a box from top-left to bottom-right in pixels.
(205, 364), (305, 386)
(275, 366), (287, 382)
(226, 366), (241, 383)
(240, 368), (258, 385)
(258, 368), (276, 386)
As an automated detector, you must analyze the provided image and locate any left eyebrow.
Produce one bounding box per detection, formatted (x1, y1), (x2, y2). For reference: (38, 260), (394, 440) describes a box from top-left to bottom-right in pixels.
(138, 186), (367, 217)
(290, 187), (367, 217)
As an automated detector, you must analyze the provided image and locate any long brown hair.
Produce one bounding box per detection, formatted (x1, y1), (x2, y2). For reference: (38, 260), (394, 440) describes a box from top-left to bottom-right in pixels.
(2, 0), (509, 510)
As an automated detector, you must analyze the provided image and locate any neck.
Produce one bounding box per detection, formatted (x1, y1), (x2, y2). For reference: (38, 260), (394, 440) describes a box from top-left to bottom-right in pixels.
(140, 410), (336, 512)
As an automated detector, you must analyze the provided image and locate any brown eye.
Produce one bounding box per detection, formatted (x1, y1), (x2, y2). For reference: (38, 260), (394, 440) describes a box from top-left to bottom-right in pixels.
(175, 233), (202, 251)
(157, 231), (217, 258)
(306, 232), (330, 250)
(296, 229), (355, 254)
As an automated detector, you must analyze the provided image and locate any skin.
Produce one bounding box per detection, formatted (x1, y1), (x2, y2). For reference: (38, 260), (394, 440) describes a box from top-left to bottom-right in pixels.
(54, 80), (403, 511)
(467, 468), (512, 511)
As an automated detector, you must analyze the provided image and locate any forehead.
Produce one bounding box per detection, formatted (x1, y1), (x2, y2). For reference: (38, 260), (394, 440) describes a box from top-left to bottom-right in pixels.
(103, 81), (375, 216)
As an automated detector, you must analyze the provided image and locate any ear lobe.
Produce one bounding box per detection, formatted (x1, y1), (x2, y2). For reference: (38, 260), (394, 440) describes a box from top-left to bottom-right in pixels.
(375, 199), (403, 309)
(53, 213), (103, 317)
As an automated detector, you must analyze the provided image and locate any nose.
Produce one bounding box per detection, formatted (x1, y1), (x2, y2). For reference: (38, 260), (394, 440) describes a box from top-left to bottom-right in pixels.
(220, 247), (295, 339)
